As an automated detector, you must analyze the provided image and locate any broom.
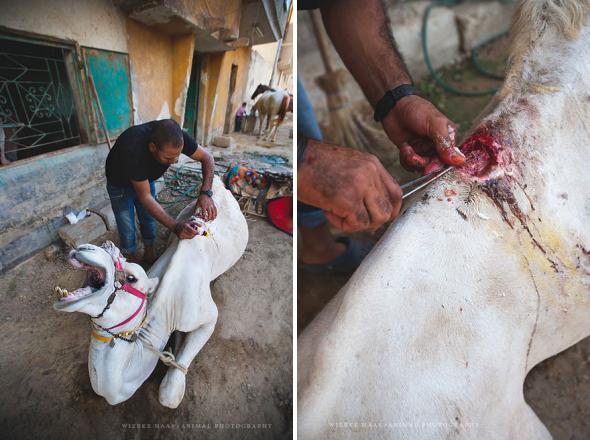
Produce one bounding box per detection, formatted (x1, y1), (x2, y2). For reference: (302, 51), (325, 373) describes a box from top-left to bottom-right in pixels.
(308, 9), (412, 179)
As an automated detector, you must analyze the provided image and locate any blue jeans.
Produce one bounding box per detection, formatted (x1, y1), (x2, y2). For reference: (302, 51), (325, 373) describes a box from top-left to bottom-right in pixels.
(106, 181), (157, 254)
(297, 77), (327, 228)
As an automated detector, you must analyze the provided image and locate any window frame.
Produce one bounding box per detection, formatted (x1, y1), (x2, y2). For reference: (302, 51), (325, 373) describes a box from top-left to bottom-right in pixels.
(0, 26), (123, 168)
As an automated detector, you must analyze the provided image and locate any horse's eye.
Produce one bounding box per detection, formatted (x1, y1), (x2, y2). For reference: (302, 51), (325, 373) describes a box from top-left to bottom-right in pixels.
(126, 275), (137, 283)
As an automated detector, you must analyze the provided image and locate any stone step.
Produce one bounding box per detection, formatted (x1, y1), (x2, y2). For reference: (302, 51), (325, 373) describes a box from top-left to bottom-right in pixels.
(58, 213), (107, 249)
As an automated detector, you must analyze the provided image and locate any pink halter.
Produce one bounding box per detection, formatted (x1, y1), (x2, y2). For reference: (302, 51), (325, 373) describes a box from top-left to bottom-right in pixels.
(102, 257), (147, 331)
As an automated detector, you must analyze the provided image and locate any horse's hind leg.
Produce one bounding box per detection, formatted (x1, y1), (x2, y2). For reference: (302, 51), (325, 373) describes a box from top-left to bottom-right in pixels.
(267, 122), (278, 143)
(158, 308), (218, 408)
(257, 116), (264, 138)
(271, 121), (281, 142)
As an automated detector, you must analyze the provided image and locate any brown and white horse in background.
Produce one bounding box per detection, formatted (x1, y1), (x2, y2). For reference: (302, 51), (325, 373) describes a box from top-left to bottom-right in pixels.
(251, 84), (291, 143)
(298, 1), (590, 439)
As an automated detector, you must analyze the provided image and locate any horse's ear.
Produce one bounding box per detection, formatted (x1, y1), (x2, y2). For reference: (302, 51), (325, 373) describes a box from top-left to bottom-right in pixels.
(101, 241), (121, 262)
(147, 277), (159, 294)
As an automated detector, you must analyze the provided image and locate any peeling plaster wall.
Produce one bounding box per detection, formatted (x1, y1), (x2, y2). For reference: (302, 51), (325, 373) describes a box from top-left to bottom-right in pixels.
(210, 47), (252, 138)
(198, 52), (224, 144)
(172, 34), (196, 126)
(199, 47), (255, 143)
(0, 0), (128, 52)
(125, 18), (174, 123)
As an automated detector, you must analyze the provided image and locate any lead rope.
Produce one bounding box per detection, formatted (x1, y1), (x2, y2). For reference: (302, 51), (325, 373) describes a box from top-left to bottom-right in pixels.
(109, 254), (188, 375)
(142, 340), (188, 375)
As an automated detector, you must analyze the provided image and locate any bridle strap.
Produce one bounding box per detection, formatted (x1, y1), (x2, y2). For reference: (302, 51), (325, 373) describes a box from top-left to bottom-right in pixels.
(121, 283), (146, 299)
(104, 283), (146, 331)
(91, 256), (148, 337)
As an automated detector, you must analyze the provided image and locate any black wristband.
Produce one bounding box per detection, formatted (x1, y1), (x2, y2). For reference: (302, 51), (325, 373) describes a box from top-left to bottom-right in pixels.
(373, 84), (418, 122)
(297, 134), (308, 166)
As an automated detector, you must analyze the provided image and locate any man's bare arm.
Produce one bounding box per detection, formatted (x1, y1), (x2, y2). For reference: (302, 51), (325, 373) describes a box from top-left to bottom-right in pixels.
(131, 179), (200, 239)
(131, 179), (177, 232)
(319, 0), (410, 106)
(190, 146), (217, 220)
(319, 0), (466, 170)
(190, 146), (214, 192)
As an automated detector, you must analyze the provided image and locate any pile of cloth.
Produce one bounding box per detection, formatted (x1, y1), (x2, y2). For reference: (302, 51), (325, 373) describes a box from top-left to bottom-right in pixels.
(223, 164), (292, 235)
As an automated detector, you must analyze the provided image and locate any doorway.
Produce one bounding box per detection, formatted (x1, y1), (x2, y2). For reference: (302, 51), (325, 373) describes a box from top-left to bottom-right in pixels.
(183, 53), (203, 139)
(223, 64), (238, 134)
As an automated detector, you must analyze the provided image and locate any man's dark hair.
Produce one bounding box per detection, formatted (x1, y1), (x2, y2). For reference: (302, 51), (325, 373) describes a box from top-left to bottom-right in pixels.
(150, 119), (183, 150)
(242, 102), (247, 106)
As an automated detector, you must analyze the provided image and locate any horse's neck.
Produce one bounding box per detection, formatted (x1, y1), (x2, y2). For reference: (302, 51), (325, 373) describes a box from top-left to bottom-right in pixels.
(142, 179), (247, 332)
(301, 22), (590, 384)
(485, 23), (590, 363)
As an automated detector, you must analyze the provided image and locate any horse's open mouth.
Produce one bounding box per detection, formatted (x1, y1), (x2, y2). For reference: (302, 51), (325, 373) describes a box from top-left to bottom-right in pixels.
(54, 256), (108, 303)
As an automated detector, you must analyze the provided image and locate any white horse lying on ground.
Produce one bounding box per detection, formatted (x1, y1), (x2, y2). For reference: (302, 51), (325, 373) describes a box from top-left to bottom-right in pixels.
(298, 1), (590, 438)
(251, 84), (291, 143)
(54, 177), (248, 408)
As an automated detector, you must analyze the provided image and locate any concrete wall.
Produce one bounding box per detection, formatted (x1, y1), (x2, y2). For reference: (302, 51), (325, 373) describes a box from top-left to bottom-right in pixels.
(126, 18), (174, 123)
(171, 34), (196, 126)
(198, 52), (225, 145)
(0, 0), (129, 273)
(0, 145), (110, 272)
(0, 0), (128, 52)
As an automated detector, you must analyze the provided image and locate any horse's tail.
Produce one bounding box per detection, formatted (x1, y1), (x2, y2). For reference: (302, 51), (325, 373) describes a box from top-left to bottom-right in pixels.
(277, 94), (290, 124)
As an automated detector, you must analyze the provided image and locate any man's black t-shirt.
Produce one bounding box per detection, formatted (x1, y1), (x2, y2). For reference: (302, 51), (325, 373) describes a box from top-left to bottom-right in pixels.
(299, 0), (320, 9)
(105, 121), (198, 187)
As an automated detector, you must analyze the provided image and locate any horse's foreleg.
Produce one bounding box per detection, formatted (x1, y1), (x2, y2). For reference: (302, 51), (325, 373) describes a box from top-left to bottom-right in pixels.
(255, 114), (263, 136)
(158, 312), (218, 409)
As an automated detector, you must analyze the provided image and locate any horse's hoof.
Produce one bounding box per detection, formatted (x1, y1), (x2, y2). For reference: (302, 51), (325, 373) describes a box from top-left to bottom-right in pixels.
(159, 369), (186, 409)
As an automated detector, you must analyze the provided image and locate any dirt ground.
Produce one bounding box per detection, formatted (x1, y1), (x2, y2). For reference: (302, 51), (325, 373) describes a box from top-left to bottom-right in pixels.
(0, 127), (293, 439)
(298, 37), (590, 438)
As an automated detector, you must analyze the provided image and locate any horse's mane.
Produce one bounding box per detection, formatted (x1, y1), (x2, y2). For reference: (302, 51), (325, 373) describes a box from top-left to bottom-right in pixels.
(251, 84), (275, 100)
(502, 0), (590, 97)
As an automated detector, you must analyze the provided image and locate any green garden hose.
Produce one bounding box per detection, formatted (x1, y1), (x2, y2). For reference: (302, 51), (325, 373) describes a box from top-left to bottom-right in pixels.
(421, 0), (509, 96)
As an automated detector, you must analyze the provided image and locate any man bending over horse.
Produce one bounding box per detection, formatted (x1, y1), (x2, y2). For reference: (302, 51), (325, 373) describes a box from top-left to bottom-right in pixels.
(105, 119), (217, 265)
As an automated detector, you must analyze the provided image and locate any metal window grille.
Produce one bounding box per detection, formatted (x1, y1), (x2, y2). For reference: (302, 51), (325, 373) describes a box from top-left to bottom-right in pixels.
(0, 36), (81, 161)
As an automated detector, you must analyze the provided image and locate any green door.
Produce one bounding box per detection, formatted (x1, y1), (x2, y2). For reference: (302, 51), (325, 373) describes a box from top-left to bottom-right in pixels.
(183, 53), (202, 138)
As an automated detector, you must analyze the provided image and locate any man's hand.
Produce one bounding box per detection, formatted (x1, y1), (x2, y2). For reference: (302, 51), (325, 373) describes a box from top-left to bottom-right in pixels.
(195, 194), (217, 221)
(298, 139), (402, 233)
(174, 222), (199, 240)
(381, 95), (466, 173)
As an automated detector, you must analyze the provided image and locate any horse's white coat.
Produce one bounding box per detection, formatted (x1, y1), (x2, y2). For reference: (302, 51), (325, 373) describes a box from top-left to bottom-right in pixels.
(55, 177), (248, 407)
(298, 4), (590, 439)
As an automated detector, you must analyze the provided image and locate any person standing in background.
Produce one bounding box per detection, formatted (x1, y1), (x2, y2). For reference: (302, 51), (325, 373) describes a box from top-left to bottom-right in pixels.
(235, 102), (248, 132)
